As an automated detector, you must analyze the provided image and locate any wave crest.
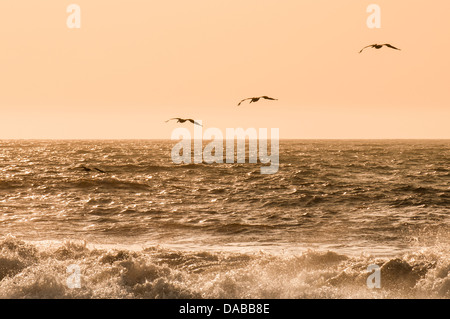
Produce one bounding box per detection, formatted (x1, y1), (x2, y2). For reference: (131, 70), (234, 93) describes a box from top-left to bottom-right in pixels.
(1, 236), (449, 299)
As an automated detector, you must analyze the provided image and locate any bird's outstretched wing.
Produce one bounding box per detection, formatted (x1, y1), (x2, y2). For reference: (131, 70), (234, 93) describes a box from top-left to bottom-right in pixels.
(238, 98), (251, 106)
(383, 44), (401, 50)
(359, 45), (374, 53)
(262, 96), (277, 101)
(165, 118), (180, 123)
(188, 119), (203, 127)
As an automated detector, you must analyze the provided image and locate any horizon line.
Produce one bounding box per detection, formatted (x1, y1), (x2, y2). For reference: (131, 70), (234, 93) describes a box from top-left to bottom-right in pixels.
(1, 138), (449, 141)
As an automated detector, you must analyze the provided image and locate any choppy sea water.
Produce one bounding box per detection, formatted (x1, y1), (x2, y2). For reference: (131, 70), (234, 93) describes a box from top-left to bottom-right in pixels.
(0, 140), (449, 298)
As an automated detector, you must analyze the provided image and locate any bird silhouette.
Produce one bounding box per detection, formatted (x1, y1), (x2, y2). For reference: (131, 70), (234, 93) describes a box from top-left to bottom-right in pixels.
(237, 96), (278, 106)
(165, 118), (203, 126)
(78, 165), (106, 173)
(359, 43), (401, 53)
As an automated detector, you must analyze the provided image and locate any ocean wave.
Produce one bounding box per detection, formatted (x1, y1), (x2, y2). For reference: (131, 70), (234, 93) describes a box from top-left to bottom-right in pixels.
(105, 164), (170, 173)
(0, 235), (449, 299)
(69, 178), (152, 191)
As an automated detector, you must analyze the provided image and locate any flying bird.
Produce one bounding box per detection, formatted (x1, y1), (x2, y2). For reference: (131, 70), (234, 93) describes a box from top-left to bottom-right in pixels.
(165, 118), (203, 126)
(237, 96), (278, 106)
(359, 43), (401, 53)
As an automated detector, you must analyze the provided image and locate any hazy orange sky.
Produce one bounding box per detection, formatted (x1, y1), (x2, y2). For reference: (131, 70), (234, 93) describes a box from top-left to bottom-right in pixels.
(0, 0), (449, 139)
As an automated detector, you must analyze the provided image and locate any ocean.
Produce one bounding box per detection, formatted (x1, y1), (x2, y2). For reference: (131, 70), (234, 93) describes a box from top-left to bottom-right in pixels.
(0, 139), (449, 298)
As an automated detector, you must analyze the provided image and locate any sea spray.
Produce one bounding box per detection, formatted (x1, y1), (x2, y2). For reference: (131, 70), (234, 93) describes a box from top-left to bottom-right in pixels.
(0, 236), (449, 299)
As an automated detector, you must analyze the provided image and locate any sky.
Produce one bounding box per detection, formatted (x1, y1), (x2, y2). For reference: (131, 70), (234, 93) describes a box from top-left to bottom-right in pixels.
(0, 0), (449, 139)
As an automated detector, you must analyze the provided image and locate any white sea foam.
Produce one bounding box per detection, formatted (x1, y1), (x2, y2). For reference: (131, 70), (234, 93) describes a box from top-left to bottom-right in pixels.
(0, 235), (449, 299)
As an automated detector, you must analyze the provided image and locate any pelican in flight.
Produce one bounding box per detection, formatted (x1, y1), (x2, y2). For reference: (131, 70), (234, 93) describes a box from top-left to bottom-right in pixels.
(359, 43), (401, 53)
(165, 118), (202, 126)
(237, 96), (278, 106)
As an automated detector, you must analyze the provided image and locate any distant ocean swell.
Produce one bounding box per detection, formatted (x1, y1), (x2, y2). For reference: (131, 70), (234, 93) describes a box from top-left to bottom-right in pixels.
(0, 235), (449, 299)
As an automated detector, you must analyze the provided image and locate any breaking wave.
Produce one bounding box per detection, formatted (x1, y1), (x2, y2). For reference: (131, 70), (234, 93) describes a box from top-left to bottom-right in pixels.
(0, 235), (449, 299)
